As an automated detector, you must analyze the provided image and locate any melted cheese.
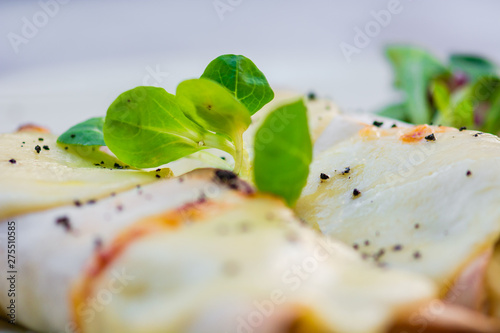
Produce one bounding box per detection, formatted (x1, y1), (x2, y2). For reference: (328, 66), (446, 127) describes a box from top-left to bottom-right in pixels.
(76, 193), (435, 333)
(0, 169), (251, 332)
(0, 131), (169, 219)
(296, 124), (500, 292)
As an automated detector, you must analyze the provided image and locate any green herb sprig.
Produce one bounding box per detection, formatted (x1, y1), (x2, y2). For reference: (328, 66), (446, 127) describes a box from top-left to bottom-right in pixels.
(379, 45), (500, 134)
(58, 54), (311, 206)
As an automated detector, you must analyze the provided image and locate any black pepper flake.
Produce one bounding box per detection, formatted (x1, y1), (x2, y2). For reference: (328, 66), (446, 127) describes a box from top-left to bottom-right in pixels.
(307, 92), (316, 101)
(55, 216), (71, 232)
(70, 134), (76, 138)
(8, 159), (16, 164)
(393, 244), (403, 251)
(459, 127), (467, 131)
(239, 222), (250, 233)
(364, 240), (370, 246)
(42, 145), (49, 150)
(117, 205), (123, 211)
(87, 199), (96, 205)
(74, 200), (82, 207)
(373, 121), (384, 127)
(22, 141), (25, 144)
(34, 145), (41, 154)
(110, 192), (116, 197)
(341, 167), (350, 175)
(155, 174), (161, 178)
(424, 133), (436, 141)
(94, 163), (100, 166)
(352, 189), (361, 197)
(391, 124), (397, 128)
(285, 231), (299, 243)
(100, 161), (104, 164)
(353, 243), (359, 250)
(114, 163), (123, 169)
(214, 169), (243, 191)
(320, 173), (330, 180)
(38, 138), (44, 141)
(413, 251), (422, 259)
(466, 170), (472, 177)
(473, 132), (483, 137)
(414, 223), (420, 229)
(156, 168), (161, 172)
(94, 238), (103, 250)
(64, 146), (68, 150)
(374, 248), (385, 261)
(222, 261), (239, 276)
(220, 156), (226, 160)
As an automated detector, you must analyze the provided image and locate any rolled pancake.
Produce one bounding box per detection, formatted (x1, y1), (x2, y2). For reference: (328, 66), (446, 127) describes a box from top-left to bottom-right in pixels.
(296, 123), (500, 297)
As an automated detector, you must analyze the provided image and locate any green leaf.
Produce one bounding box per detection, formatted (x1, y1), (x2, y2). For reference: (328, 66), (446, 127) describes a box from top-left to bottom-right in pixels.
(201, 54), (274, 115)
(483, 94), (500, 134)
(377, 103), (409, 122)
(450, 54), (497, 81)
(57, 117), (106, 146)
(253, 99), (312, 207)
(103, 86), (233, 168)
(176, 78), (251, 139)
(386, 45), (449, 124)
(176, 78), (251, 172)
(430, 79), (452, 125)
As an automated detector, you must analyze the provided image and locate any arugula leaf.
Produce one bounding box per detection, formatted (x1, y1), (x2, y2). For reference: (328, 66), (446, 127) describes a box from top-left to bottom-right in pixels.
(201, 54), (274, 115)
(253, 99), (312, 206)
(386, 46), (448, 124)
(103, 86), (234, 168)
(450, 54), (497, 82)
(57, 117), (106, 146)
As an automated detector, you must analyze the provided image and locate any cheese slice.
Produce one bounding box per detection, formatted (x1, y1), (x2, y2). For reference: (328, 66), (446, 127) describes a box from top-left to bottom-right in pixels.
(0, 131), (170, 220)
(73, 191), (436, 333)
(296, 124), (500, 293)
(0, 169), (252, 332)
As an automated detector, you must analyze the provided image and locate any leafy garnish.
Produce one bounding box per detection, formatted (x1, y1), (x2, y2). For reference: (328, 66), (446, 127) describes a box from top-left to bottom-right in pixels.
(176, 78), (251, 172)
(378, 103), (409, 123)
(379, 45), (500, 135)
(201, 54), (274, 115)
(58, 54), (310, 206)
(103, 86), (234, 169)
(253, 99), (312, 206)
(449, 54), (497, 81)
(57, 117), (105, 146)
(385, 46), (448, 124)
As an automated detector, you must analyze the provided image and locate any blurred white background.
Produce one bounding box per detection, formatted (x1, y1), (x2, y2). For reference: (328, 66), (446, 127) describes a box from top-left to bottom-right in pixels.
(1, 0), (500, 133)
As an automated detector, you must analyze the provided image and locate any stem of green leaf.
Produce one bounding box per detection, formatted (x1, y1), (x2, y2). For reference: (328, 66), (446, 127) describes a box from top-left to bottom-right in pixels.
(233, 132), (244, 174)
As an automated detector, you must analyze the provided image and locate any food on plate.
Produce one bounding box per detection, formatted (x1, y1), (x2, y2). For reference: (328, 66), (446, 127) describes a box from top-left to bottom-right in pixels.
(297, 120), (500, 315)
(0, 165), (440, 333)
(0, 129), (168, 220)
(2, 51), (500, 333)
